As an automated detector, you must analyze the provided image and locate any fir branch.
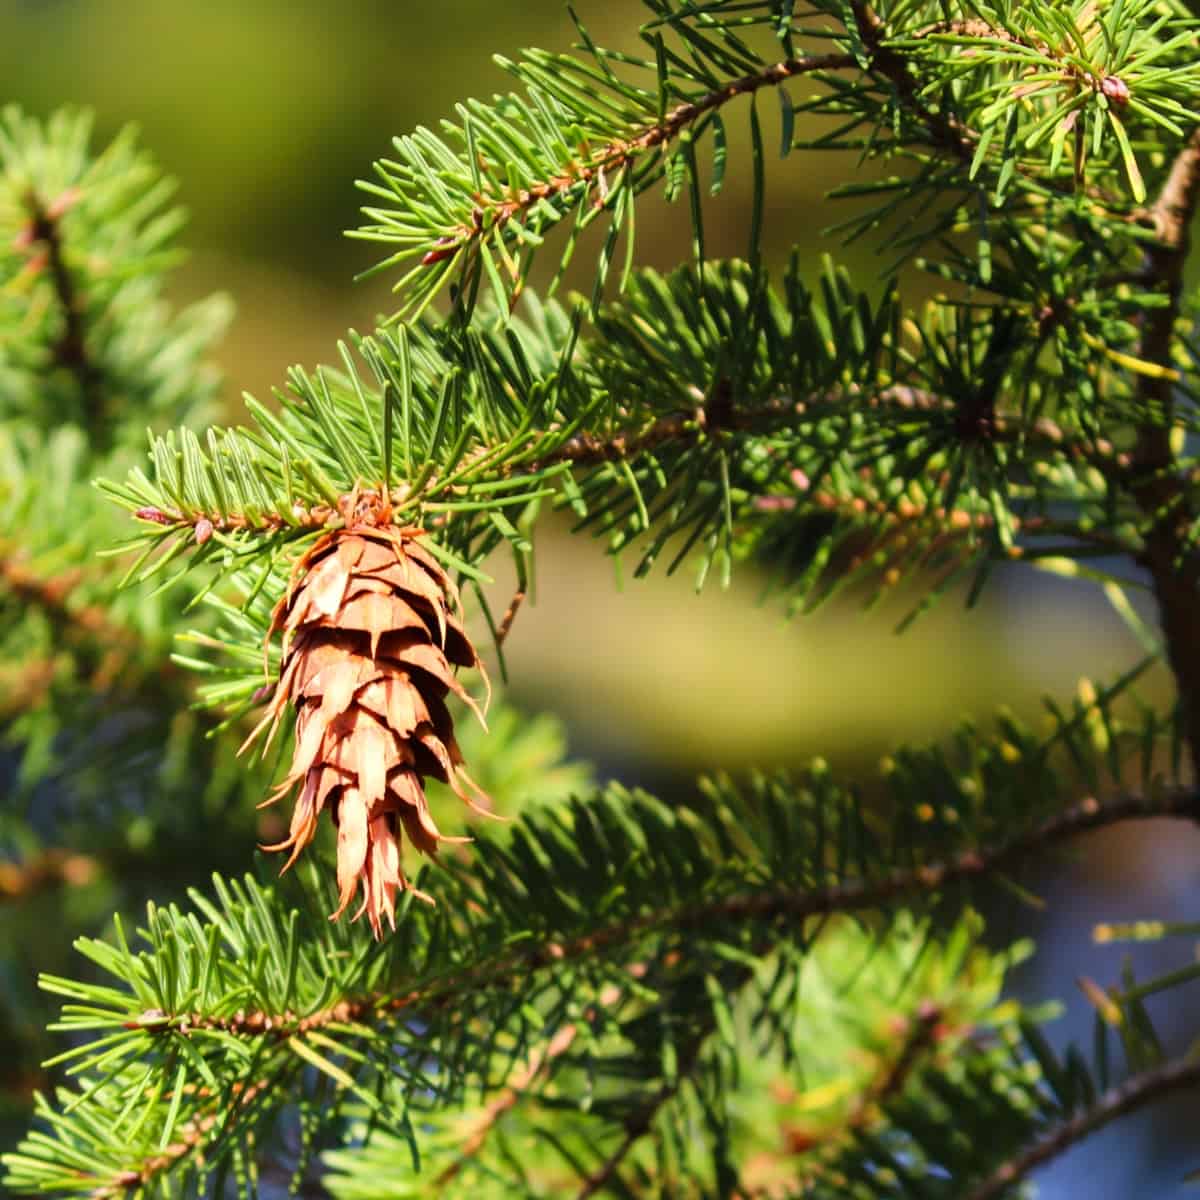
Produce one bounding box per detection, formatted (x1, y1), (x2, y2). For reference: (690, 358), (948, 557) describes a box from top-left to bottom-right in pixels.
(429, 53), (854, 271)
(0, 550), (123, 647)
(749, 999), (948, 1196)
(132, 499), (334, 535)
(966, 1054), (1200, 1200)
(20, 188), (102, 432)
(761, 475), (1138, 558)
(0, 659), (56, 720)
(0, 544), (187, 692)
(122, 787), (1200, 1044)
(89, 1079), (269, 1200)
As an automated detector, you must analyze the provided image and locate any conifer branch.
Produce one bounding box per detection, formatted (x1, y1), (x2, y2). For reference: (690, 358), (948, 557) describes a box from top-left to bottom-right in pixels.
(762, 479), (1139, 559)
(0, 545), (186, 692)
(966, 1054), (1200, 1200)
(844, 1), (1140, 214)
(0, 551), (120, 646)
(850, 2), (976, 162)
(20, 188), (102, 431)
(573, 1017), (718, 1200)
(121, 786), (1200, 1044)
(745, 1000), (948, 1195)
(572, 1079), (684, 1199)
(126, 375), (1133, 550)
(430, 53), (855, 269)
(89, 1079), (270, 1199)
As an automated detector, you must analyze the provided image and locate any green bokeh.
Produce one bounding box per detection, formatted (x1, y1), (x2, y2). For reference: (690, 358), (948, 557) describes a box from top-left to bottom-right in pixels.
(0, 0), (1149, 770)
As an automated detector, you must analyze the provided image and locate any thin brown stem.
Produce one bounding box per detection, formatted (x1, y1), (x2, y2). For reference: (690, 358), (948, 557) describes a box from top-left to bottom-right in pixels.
(23, 189), (104, 436)
(573, 1019), (714, 1200)
(966, 1055), (1200, 1200)
(435, 1024), (578, 1190)
(493, 588), (525, 648)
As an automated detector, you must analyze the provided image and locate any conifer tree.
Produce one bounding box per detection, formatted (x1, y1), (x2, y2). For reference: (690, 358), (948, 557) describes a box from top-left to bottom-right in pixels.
(3, 0), (1200, 1194)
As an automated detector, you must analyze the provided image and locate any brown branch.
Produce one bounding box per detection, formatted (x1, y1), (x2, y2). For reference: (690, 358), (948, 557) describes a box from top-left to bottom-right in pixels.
(851, 3), (975, 163)
(761, 475), (1139, 562)
(126, 787), (1200, 1044)
(0, 547), (182, 694)
(435, 1023), (578, 1190)
(432, 54), (856, 264)
(493, 587), (525, 648)
(131, 379), (1133, 545)
(966, 1055), (1200, 1200)
(1132, 128), (1200, 772)
(0, 552), (121, 645)
(847, 3), (1130, 215)
(89, 1079), (268, 1199)
(572, 1087), (671, 1200)
(133, 501), (334, 535)
(21, 188), (105, 434)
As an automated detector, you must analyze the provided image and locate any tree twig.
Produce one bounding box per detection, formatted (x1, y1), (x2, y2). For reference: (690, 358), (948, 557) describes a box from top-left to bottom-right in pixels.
(573, 1017), (715, 1199)
(22, 189), (104, 436)
(966, 1055), (1200, 1200)
(435, 1023), (578, 1190)
(432, 54), (856, 266)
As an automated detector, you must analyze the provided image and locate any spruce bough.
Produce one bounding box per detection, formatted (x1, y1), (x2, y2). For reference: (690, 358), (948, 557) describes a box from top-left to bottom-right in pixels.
(3, 0), (1200, 1194)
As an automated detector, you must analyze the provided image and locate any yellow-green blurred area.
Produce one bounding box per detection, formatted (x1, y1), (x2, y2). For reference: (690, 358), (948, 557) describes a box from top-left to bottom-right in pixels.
(0, 0), (1160, 773)
(6, 6), (1198, 1195)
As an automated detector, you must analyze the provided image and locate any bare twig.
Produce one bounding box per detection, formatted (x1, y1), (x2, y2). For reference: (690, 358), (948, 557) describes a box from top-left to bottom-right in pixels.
(493, 588), (525, 648)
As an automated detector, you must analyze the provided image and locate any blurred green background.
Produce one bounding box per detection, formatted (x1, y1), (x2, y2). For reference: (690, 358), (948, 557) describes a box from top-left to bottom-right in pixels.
(2, 1), (1197, 1194)
(1, 0), (1148, 765)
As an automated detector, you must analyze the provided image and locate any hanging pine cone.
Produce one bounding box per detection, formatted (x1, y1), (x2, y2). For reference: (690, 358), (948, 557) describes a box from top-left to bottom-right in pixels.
(245, 516), (488, 937)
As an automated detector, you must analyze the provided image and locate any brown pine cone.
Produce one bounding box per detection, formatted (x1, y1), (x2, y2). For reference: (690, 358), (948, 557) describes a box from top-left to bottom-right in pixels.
(245, 521), (488, 937)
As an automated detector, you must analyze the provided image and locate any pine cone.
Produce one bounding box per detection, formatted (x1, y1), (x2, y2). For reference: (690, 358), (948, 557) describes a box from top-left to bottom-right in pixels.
(245, 522), (488, 936)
